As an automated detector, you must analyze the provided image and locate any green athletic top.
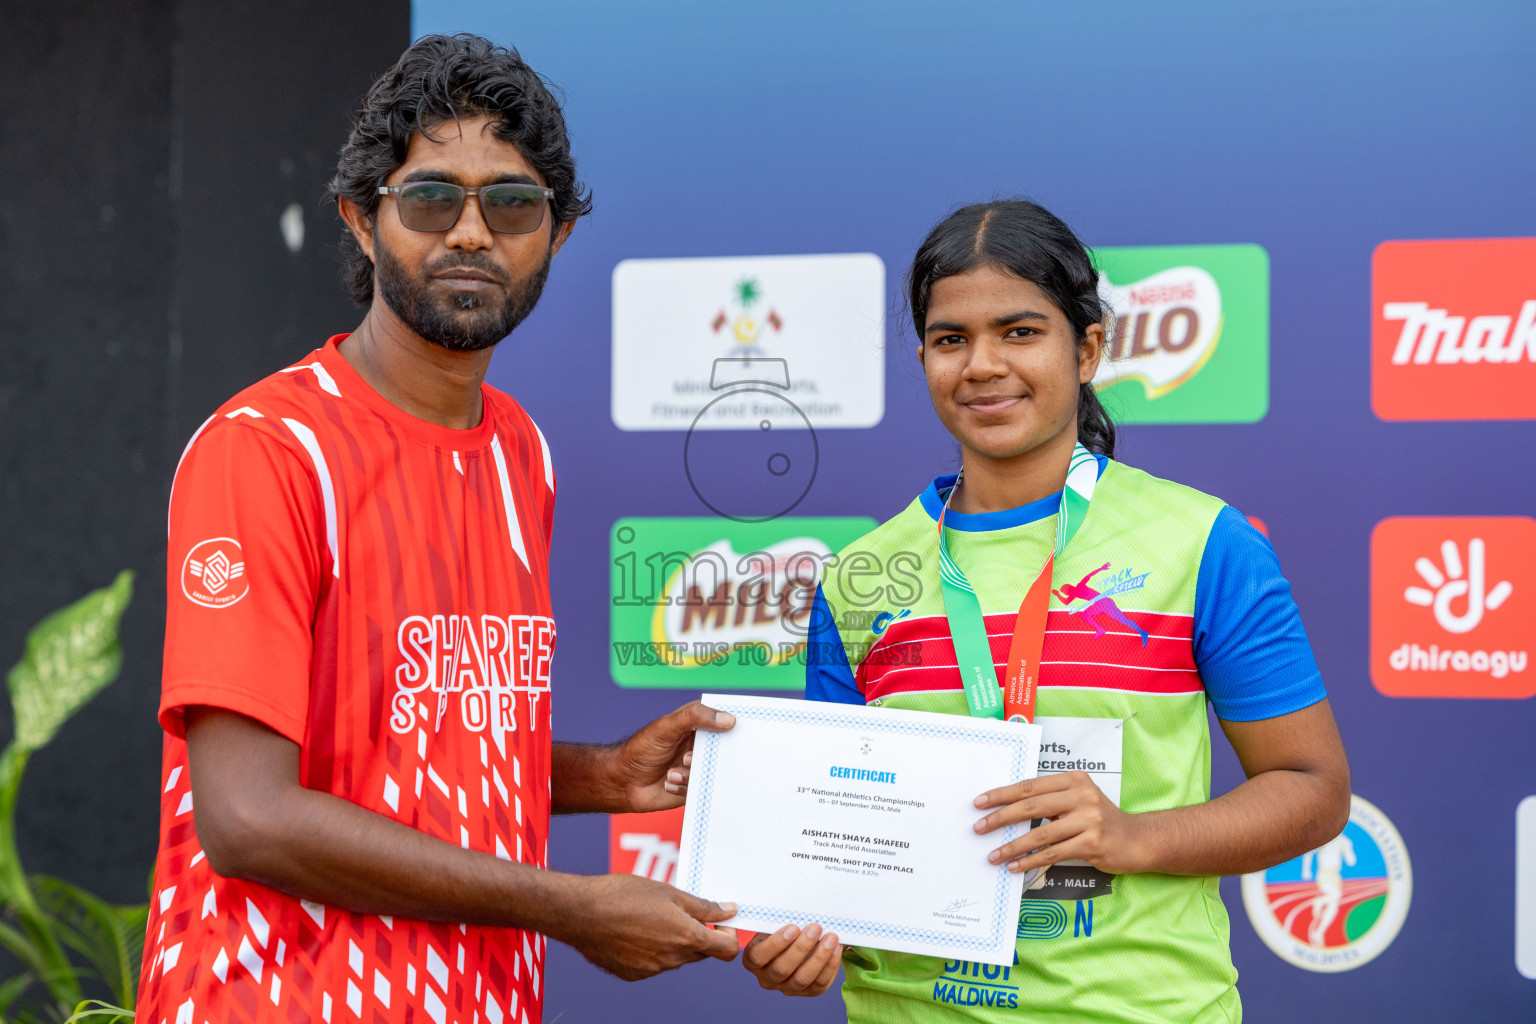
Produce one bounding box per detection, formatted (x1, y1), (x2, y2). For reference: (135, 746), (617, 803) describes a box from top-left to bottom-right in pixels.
(806, 457), (1326, 1023)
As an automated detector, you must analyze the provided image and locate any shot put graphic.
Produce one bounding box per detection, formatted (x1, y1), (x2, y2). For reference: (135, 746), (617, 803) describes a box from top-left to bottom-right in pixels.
(684, 357), (819, 523)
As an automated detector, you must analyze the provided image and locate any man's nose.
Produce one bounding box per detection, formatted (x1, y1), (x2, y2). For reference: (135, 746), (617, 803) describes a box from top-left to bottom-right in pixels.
(445, 193), (495, 251)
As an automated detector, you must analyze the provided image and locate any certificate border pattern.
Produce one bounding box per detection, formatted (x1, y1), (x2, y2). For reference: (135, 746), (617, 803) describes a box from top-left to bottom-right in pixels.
(685, 701), (1029, 955)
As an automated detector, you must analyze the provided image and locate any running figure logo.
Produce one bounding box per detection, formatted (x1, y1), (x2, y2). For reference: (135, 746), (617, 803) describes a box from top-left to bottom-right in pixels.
(1241, 794), (1412, 973)
(1053, 563), (1150, 647)
(1300, 832), (1357, 948)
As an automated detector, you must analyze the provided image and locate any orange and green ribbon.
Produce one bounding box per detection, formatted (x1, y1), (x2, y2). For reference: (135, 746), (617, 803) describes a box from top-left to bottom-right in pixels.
(937, 444), (1099, 724)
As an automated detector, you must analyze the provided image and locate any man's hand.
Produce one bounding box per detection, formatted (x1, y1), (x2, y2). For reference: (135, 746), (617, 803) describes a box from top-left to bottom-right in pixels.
(554, 874), (739, 981)
(742, 924), (842, 997)
(972, 771), (1149, 876)
(611, 701), (735, 813)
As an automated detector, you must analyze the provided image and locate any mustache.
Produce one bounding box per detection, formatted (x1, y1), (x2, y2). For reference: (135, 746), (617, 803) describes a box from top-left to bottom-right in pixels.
(424, 253), (510, 286)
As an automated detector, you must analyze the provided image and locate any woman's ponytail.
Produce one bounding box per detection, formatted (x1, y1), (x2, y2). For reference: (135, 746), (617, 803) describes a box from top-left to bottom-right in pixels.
(1076, 379), (1116, 458)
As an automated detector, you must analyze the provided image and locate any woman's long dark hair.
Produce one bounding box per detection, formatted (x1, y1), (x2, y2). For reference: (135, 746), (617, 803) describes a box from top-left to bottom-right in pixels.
(906, 200), (1116, 458)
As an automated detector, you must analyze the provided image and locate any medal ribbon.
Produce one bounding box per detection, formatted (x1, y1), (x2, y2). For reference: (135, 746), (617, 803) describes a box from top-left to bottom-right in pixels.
(937, 444), (1099, 723)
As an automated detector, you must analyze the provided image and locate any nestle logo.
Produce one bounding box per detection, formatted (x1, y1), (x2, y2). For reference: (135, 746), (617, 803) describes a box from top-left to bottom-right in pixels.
(1372, 237), (1536, 421)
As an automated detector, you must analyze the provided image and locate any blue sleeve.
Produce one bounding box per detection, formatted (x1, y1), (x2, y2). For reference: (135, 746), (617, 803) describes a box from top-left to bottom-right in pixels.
(1194, 506), (1327, 721)
(804, 585), (863, 705)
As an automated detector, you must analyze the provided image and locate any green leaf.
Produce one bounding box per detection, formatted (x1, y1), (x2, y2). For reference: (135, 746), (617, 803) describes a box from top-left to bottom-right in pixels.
(0, 972), (36, 1017)
(0, 919), (47, 976)
(31, 880), (145, 1010)
(62, 1000), (134, 1024)
(6, 572), (133, 753)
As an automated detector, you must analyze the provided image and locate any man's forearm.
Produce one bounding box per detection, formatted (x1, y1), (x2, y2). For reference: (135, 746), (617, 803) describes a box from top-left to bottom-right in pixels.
(210, 779), (591, 941)
(551, 740), (625, 814)
(1129, 767), (1349, 877)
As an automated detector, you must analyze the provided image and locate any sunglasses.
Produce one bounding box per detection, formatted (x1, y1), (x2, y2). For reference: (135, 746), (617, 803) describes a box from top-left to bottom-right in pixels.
(377, 181), (554, 235)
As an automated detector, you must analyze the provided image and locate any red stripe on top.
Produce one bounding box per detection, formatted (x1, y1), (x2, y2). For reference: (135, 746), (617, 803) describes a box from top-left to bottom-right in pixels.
(858, 610), (1203, 702)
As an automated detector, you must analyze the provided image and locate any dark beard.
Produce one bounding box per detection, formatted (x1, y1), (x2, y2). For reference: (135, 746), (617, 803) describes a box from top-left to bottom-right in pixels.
(373, 242), (552, 352)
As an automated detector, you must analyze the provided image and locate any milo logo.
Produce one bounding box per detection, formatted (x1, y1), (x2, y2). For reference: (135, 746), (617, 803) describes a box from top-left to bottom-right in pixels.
(1096, 266), (1222, 399)
(1092, 245), (1269, 424)
(648, 537), (826, 667)
(610, 516), (876, 689)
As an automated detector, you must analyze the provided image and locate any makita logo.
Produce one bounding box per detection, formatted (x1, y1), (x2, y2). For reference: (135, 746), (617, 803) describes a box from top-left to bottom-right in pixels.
(610, 808), (684, 885)
(618, 833), (679, 883)
(1372, 237), (1536, 420)
(1381, 301), (1536, 365)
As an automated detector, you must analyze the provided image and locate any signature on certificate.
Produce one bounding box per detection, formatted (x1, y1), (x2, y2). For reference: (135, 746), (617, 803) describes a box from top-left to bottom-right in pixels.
(942, 898), (977, 913)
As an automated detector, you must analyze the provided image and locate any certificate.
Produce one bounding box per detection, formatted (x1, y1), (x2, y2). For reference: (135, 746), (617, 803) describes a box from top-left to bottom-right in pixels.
(676, 694), (1042, 965)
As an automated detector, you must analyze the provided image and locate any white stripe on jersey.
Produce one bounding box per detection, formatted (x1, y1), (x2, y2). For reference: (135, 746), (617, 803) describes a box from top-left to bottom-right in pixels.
(530, 420), (554, 495)
(168, 413), (218, 538)
(489, 435), (531, 572)
(280, 362), (342, 397)
(281, 418), (340, 578)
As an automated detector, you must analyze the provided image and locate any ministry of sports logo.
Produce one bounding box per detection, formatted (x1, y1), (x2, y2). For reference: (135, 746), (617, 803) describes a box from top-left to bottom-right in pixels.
(1242, 794), (1411, 973)
(610, 252), (885, 431)
(711, 276), (783, 349)
(181, 537), (248, 608)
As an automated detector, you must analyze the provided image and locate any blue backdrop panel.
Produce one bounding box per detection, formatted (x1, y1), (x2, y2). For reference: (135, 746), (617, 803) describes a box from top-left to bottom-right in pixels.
(410, 2), (1536, 1020)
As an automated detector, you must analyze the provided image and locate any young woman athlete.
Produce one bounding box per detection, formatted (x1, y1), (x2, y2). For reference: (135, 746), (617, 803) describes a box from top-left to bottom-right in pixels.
(740, 200), (1350, 1022)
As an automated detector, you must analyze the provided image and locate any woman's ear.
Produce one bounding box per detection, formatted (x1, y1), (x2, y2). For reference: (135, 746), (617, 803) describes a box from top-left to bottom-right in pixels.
(1078, 322), (1106, 384)
(917, 341), (926, 367)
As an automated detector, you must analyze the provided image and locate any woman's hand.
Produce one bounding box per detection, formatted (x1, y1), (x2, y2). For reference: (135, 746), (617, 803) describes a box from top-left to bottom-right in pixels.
(742, 923), (842, 997)
(973, 771), (1149, 876)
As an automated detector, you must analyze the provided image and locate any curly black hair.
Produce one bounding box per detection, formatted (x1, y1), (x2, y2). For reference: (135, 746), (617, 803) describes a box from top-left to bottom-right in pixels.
(327, 33), (594, 305)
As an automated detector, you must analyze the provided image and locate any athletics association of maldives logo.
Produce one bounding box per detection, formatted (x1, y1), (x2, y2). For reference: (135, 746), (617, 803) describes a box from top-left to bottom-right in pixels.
(181, 537), (248, 608)
(1371, 516), (1536, 699)
(1242, 794), (1412, 973)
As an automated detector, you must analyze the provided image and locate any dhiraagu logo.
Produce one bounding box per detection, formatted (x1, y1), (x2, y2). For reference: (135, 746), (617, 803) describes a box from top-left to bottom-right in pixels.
(610, 517), (876, 688)
(1092, 244), (1269, 424)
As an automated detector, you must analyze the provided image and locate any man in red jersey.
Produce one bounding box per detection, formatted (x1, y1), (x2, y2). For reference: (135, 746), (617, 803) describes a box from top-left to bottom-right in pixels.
(137, 35), (738, 1024)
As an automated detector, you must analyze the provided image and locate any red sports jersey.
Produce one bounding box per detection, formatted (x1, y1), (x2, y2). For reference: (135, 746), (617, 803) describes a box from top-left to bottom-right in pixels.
(138, 335), (556, 1024)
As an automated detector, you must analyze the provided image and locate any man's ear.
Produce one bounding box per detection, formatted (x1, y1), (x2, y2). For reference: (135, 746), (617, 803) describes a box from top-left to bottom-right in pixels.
(338, 196), (376, 263)
(916, 341), (926, 367)
(549, 218), (576, 259)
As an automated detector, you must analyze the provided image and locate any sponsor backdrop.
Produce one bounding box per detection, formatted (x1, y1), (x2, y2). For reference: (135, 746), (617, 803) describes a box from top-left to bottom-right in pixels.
(409, 3), (1535, 1021)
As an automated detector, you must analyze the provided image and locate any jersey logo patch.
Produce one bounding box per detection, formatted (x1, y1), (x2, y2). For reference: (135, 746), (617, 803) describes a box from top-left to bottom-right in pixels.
(182, 537), (248, 608)
(1053, 563), (1151, 647)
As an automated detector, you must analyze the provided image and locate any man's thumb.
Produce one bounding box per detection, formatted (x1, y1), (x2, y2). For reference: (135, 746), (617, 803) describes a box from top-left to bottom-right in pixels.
(679, 893), (738, 923)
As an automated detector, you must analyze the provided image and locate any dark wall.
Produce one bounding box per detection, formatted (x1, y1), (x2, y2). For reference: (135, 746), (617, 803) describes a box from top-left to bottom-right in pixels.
(0, 0), (409, 903)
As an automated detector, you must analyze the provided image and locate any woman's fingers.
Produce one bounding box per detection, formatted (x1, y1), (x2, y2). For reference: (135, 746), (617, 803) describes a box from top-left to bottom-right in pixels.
(973, 789), (1078, 834)
(974, 772), (1072, 810)
(1007, 833), (1092, 874)
(809, 940), (844, 994)
(786, 932), (840, 993)
(743, 926), (798, 971)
